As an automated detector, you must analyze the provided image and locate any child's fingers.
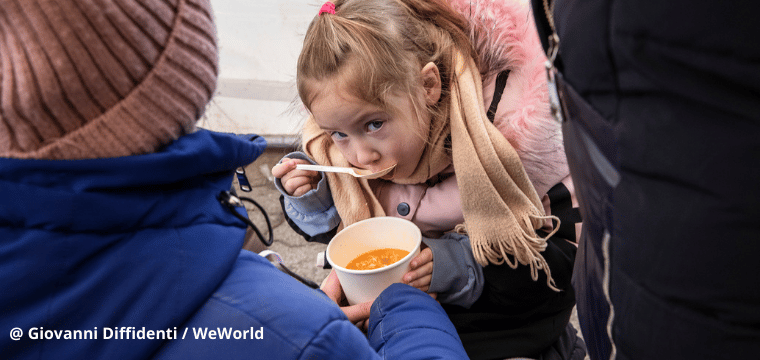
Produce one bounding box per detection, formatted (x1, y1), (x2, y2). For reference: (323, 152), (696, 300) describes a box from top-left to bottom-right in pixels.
(405, 247), (434, 290)
(271, 158), (296, 178)
(403, 260), (433, 284)
(410, 247), (433, 269)
(408, 274), (432, 292)
(292, 184), (314, 197)
(283, 173), (318, 196)
(273, 158), (318, 179)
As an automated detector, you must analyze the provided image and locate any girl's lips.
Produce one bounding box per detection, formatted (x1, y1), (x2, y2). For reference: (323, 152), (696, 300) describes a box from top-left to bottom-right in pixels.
(379, 166), (397, 180)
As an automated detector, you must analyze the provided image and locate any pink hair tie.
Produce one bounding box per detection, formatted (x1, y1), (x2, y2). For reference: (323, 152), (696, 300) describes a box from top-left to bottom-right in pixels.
(318, 2), (336, 16)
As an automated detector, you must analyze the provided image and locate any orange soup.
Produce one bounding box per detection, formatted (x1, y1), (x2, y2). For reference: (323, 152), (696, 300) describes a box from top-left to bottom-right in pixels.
(345, 248), (410, 271)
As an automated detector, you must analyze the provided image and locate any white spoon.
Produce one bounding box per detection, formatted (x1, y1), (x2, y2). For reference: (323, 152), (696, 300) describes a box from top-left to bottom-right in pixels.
(295, 163), (396, 179)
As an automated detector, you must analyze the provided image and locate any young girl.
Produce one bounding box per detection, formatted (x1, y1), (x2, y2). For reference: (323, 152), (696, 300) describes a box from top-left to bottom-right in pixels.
(273, 0), (585, 358)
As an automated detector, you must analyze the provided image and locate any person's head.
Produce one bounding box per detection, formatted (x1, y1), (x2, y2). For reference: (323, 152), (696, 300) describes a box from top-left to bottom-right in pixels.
(0, 0), (218, 160)
(297, 0), (475, 179)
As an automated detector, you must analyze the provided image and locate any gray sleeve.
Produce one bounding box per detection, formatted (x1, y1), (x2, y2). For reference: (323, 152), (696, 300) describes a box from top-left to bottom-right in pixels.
(424, 232), (484, 308)
(273, 152), (340, 236)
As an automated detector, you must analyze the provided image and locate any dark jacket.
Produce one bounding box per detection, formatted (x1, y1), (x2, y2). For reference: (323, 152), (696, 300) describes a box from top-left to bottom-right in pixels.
(0, 130), (469, 359)
(535, 0), (760, 359)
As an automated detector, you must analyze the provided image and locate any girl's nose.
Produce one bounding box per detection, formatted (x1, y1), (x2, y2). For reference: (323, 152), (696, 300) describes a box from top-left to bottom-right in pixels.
(355, 145), (381, 167)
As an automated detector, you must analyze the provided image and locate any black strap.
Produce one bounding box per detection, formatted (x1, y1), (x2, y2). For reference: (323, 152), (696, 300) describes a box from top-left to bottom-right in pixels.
(218, 190), (274, 246)
(486, 70), (511, 122)
(276, 262), (320, 289)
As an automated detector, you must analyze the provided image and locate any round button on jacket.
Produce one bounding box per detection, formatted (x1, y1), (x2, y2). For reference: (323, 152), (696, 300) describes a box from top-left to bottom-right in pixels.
(397, 202), (410, 216)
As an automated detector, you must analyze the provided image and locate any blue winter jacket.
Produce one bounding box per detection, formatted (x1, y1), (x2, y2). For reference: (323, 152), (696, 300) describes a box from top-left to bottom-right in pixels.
(0, 130), (468, 359)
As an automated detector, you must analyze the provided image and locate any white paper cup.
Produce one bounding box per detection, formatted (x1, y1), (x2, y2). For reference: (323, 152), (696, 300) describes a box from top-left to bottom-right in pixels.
(326, 216), (422, 305)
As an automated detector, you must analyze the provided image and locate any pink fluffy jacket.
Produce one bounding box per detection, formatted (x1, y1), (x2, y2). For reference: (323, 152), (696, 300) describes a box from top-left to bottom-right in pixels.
(451, 0), (569, 197)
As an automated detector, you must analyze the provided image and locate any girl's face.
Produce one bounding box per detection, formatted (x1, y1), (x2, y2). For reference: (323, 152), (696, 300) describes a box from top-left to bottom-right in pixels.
(309, 81), (429, 180)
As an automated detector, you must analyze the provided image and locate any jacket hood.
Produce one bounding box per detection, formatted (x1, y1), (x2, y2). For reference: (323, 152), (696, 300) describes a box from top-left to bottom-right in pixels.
(451, 0), (569, 196)
(0, 130), (266, 358)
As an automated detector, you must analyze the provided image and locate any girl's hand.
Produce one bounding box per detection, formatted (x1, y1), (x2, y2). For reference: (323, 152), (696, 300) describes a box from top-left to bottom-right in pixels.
(271, 158), (320, 197)
(403, 246), (435, 294)
(320, 269), (372, 330)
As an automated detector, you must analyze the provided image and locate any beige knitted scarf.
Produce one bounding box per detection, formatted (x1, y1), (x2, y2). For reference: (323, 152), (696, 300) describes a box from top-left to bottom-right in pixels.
(303, 54), (560, 290)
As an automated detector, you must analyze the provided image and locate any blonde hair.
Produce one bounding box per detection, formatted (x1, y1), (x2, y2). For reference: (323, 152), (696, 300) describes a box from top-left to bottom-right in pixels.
(297, 0), (476, 126)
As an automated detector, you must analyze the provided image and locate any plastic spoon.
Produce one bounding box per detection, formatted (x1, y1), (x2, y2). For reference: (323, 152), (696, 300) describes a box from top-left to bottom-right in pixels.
(295, 163), (396, 179)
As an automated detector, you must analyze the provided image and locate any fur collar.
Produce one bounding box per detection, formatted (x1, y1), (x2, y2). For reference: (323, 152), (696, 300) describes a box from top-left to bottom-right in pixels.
(451, 0), (569, 196)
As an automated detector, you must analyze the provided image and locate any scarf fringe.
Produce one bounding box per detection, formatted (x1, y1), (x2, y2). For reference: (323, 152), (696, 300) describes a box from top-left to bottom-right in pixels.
(470, 214), (562, 292)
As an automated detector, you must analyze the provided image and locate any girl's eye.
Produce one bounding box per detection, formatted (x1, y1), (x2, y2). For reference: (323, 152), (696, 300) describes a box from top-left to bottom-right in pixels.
(330, 131), (348, 140)
(367, 121), (383, 132)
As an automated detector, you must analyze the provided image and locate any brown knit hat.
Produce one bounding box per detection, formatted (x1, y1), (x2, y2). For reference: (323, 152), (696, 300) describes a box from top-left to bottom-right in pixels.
(0, 0), (218, 159)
